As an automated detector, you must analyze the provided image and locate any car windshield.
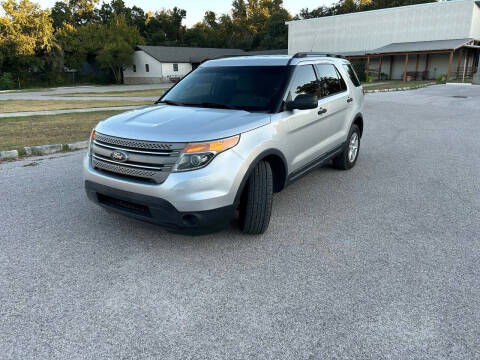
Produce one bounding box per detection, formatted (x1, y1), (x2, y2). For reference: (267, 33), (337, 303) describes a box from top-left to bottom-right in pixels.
(159, 66), (290, 112)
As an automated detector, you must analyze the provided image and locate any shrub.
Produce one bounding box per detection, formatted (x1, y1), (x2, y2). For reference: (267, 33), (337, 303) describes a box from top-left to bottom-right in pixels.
(436, 74), (446, 84)
(0, 73), (16, 90)
(366, 75), (375, 83)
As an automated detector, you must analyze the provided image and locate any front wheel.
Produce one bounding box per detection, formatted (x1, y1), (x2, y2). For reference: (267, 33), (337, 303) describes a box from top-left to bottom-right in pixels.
(239, 160), (273, 235)
(333, 124), (361, 170)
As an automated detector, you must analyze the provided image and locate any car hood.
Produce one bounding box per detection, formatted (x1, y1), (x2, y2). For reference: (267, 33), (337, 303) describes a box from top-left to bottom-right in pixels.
(95, 104), (271, 142)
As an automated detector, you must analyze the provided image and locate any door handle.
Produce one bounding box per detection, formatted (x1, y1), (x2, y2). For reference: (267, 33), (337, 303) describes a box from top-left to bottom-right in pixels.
(347, 97), (354, 103)
(318, 108), (327, 115)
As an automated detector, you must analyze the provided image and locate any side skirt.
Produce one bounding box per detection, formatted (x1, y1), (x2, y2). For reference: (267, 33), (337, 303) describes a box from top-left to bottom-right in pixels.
(286, 142), (345, 186)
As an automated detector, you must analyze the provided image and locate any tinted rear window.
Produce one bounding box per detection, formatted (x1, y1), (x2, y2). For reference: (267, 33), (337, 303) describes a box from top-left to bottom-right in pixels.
(343, 64), (361, 87)
(315, 64), (346, 97)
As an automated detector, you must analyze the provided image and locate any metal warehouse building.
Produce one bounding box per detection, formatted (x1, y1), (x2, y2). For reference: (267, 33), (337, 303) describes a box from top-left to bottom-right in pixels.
(287, 0), (480, 81)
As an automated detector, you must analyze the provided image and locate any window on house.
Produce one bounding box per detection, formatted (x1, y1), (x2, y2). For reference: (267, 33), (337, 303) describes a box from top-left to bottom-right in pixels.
(173, 64), (179, 72)
(133, 64), (136, 72)
(145, 64), (149, 72)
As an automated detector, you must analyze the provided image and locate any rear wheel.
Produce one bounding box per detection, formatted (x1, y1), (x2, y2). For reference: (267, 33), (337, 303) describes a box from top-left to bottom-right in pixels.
(333, 124), (360, 170)
(239, 160), (273, 235)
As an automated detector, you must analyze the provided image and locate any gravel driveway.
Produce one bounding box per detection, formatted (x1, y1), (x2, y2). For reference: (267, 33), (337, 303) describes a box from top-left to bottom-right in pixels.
(1, 84), (479, 359)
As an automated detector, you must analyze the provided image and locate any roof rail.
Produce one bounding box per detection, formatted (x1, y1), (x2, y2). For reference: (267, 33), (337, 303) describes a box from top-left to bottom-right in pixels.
(212, 53), (252, 60)
(287, 52), (346, 65)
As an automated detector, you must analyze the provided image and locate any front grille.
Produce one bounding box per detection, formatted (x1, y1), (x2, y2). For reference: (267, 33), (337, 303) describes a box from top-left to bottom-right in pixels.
(91, 132), (185, 184)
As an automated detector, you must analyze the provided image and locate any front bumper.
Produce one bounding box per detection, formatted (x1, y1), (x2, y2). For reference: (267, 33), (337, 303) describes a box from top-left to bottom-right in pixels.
(83, 146), (247, 212)
(85, 180), (235, 233)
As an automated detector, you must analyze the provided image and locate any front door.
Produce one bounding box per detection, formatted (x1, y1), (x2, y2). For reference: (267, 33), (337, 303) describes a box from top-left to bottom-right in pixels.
(285, 64), (329, 173)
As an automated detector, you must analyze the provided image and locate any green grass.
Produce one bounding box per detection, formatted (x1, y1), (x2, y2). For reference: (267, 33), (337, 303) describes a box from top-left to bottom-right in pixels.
(0, 99), (152, 113)
(0, 110), (124, 151)
(59, 88), (165, 97)
(362, 80), (436, 91)
(446, 78), (473, 84)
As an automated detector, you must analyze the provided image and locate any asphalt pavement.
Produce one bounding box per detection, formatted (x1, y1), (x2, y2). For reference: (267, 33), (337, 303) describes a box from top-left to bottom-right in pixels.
(1, 84), (479, 359)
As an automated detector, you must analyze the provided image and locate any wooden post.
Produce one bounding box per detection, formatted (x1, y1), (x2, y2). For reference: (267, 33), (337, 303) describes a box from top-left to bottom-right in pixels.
(366, 56), (371, 79)
(465, 49), (471, 77)
(415, 54), (420, 80)
(389, 56), (394, 80)
(403, 54), (409, 82)
(446, 51), (454, 81)
(424, 54), (430, 80)
(377, 56), (383, 80)
(474, 50), (479, 75)
(456, 48), (464, 79)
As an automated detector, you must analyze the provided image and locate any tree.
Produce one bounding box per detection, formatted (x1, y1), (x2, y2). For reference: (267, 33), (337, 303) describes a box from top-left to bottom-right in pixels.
(56, 22), (102, 69)
(96, 15), (143, 83)
(257, 9), (291, 49)
(183, 0), (291, 50)
(143, 7), (186, 46)
(0, 0), (56, 86)
(96, 0), (148, 34)
(57, 14), (143, 83)
(296, 0), (437, 19)
(50, 0), (98, 28)
(50, 1), (72, 30)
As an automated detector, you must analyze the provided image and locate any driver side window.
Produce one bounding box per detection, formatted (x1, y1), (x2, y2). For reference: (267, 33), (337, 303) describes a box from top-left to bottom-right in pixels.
(286, 65), (320, 102)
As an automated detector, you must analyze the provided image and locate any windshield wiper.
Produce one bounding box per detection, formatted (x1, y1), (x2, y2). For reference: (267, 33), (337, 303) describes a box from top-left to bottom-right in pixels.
(184, 102), (237, 110)
(156, 99), (183, 106)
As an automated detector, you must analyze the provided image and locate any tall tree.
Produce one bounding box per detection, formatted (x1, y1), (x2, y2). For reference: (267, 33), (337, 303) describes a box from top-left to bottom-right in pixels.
(144, 7), (186, 46)
(57, 13), (143, 83)
(0, 0), (57, 86)
(184, 0), (291, 50)
(50, 0), (99, 28)
(296, 0), (437, 19)
(96, 15), (143, 83)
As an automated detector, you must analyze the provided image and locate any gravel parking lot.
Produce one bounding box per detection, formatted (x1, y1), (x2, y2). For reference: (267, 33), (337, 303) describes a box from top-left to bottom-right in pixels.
(1, 84), (479, 359)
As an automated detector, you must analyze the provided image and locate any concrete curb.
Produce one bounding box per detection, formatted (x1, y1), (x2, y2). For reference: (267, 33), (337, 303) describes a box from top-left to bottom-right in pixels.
(365, 83), (436, 93)
(1, 140), (90, 163)
(0, 150), (19, 161)
(24, 144), (63, 156)
(66, 140), (89, 150)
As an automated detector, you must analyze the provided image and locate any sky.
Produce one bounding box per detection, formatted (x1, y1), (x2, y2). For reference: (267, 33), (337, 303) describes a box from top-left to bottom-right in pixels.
(33, 0), (338, 26)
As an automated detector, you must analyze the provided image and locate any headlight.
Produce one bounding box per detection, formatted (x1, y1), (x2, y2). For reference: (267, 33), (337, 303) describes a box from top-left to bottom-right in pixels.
(173, 135), (240, 172)
(88, 129), (96, 156)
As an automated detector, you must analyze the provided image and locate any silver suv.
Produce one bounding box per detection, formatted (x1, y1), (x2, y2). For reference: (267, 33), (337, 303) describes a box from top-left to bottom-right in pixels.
(84, 53), (364, 234)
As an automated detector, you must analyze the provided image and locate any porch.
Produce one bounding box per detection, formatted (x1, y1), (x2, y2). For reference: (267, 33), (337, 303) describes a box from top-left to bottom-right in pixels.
(346, 39), (480, 82)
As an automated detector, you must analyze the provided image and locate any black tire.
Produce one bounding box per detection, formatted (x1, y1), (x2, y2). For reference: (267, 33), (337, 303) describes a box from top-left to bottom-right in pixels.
(239, 160), (273, 235)
(332, 124), (361, 170)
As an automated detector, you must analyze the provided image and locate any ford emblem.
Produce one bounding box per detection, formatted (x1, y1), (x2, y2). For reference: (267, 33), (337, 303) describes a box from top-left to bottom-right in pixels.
(111, 150), (128, 162)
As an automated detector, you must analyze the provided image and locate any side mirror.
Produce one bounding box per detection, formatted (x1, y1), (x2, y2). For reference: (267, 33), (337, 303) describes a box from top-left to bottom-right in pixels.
(286, 94), (318, 111)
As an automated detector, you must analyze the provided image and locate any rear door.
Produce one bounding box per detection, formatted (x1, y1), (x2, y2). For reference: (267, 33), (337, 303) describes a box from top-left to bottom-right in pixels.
(314, 63), (350, 149)
(341, 62), (364, 131)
